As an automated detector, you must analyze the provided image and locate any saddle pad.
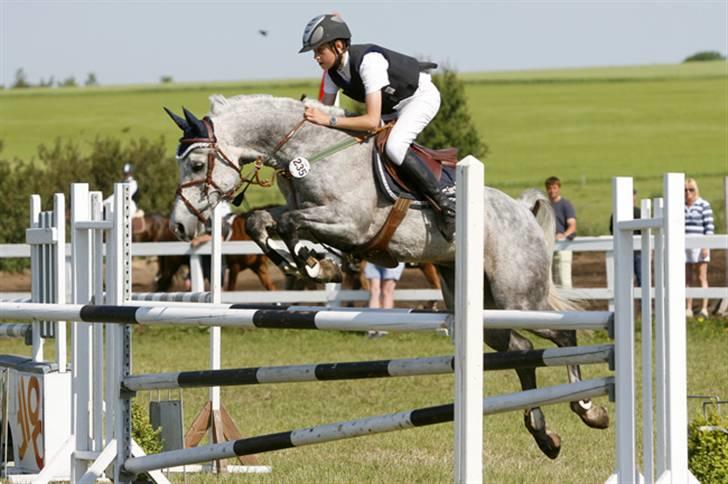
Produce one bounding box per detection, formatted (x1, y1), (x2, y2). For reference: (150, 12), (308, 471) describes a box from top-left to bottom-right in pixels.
(372, 149), (456, 208)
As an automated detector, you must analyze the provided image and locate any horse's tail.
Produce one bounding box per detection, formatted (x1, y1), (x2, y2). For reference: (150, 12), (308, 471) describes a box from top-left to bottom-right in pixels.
(518, 189), (582, 312)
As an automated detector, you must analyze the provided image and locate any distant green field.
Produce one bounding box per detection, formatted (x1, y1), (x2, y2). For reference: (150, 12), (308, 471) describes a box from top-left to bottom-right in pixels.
(1, 61), (726, 234)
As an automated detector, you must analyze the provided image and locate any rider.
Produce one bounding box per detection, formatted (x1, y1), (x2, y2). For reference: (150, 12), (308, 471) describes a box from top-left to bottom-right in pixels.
(299, 14), (455, 241)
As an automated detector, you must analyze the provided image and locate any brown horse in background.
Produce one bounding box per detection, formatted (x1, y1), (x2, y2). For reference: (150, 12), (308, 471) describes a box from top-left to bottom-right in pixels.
(132, 213), (187, 291)
(132, 213), (276, 291)
(226, 214), (276, 291)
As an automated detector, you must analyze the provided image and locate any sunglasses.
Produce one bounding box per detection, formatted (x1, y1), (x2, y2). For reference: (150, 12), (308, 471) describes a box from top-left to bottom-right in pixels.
(685, 188), (696, 193)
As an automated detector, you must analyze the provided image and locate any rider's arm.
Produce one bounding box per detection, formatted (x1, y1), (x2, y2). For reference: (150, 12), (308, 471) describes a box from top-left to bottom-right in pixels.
(305, 91), (381, 131)
(304, 52), (386, 132)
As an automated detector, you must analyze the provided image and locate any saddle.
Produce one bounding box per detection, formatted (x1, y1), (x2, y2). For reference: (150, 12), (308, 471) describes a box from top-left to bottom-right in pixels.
(351, 126), (458, 268)
(374, 128), (458, 205)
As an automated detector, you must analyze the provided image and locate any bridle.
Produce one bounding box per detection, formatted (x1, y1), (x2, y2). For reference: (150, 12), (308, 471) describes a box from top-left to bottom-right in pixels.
(174, 116), (305, 224)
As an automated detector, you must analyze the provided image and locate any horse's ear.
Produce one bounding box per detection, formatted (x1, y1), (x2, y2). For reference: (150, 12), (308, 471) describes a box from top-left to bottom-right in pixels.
(164, 107), (188, 132)
(183, 107), (208, 138)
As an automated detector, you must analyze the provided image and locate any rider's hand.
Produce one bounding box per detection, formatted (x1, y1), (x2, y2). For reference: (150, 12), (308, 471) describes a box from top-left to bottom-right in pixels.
(304, 107), (329, 126)
(191, 234), (211, 248)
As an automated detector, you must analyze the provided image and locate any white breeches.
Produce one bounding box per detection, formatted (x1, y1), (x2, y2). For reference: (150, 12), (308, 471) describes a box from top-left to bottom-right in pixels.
(384, 73), (441, 165)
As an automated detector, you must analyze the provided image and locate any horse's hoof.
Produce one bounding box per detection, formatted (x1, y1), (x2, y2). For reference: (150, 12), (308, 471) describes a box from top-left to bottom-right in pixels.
(539, 430), (561, 459)
(524, 409), (561, 459)
(570, 400), (610, 429)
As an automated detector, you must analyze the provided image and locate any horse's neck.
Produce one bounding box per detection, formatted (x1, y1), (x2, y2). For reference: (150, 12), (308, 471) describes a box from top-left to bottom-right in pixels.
(220, 102), (353, 162)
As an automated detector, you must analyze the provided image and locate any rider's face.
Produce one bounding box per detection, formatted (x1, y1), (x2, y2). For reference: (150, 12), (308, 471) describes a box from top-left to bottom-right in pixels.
(313, 43), (338, 70)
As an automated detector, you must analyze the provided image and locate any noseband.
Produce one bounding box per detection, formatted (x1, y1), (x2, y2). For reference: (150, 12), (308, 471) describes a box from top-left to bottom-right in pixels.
(174, 118), (241, 223)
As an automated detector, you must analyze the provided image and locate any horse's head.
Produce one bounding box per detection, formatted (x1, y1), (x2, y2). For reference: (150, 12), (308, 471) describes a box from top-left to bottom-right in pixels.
(165, 106), (251, 240)
(165, 95), (347, 240)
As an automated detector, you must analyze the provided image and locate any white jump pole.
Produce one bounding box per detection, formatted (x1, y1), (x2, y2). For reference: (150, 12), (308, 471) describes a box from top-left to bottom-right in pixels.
(28, 195), (44, 361)
(210, 204), (223, 412)
(71, 183), (94, 482)
(454, 156), (484, 483)
(52, 193), (67, 371)
(640, 198), (654, 484)
(660, 173), (695, 483)
(113, 182), (134, 483)
(613, 176), (638, 483)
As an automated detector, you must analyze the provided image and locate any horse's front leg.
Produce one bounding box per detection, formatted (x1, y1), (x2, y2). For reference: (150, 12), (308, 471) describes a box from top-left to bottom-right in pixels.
(245, 208), (297, 275)
(277, 206), (363, 283)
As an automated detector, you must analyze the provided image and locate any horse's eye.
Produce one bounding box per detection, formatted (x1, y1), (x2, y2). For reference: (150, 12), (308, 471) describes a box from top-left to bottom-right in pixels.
(191, 161), (205, 173)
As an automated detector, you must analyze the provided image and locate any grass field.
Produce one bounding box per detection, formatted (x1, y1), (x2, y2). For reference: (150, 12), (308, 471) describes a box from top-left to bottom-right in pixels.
(0, 319), (725, 483)
(1, 61), (725, 235)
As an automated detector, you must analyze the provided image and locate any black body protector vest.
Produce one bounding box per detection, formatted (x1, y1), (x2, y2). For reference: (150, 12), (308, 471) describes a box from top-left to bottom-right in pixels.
(327, 44), (423, 114)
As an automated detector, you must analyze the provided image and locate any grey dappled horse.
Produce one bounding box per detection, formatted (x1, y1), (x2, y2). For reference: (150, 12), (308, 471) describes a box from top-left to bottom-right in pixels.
(166, 94), (608, 459)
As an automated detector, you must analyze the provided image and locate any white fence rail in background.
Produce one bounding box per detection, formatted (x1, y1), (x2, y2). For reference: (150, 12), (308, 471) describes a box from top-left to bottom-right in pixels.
(1, 235), (726, 304)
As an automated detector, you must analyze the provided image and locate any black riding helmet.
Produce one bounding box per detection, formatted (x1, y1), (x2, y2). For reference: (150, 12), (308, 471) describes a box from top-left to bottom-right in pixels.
(299, 14), (351, 53)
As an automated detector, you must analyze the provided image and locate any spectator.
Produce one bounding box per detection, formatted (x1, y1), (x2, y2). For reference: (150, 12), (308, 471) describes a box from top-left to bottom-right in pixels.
(364, 261), (405, 338)
(684, 178), (714, 318)
(545, 176), (576, 288)
(184, 202), (233, 291)
(609, 189), (642, 286)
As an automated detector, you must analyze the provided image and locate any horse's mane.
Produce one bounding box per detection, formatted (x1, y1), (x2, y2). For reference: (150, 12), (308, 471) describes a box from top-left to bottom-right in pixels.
(208, 94), (345, 117)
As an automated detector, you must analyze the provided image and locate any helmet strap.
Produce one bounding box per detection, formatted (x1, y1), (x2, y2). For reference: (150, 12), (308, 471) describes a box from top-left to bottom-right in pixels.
(331, 41), (345, 70)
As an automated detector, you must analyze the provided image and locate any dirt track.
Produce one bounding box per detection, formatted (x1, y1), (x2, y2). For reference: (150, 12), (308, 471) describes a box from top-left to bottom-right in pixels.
(2, 251), (725, 310)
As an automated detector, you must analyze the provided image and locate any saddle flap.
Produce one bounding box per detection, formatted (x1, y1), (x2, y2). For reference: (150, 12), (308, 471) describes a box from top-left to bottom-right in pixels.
(411, 143), (459, 166)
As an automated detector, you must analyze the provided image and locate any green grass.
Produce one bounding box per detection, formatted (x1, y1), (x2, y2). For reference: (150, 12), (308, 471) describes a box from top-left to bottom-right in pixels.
(0, 61), (726, 235)
(0, 318), (725, 483)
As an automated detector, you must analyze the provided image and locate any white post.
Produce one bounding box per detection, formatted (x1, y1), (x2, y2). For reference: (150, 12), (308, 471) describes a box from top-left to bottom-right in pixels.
(612, 177), (637, 483)
(652, 198), (667, 477)
(606, 250), (615, 312)
(53, 193), (67, 371)
(90, 192), (105, 452)
(112, 183), (133, 483)
(640, 199), (654, 484)
(29, 194), (44, 361)
(660, 173), (692, 483)
(454, 156), (484, 483)
(71, 183), (93, 481)
(190, 255), (204, 292)
(210, 204), (223, 411)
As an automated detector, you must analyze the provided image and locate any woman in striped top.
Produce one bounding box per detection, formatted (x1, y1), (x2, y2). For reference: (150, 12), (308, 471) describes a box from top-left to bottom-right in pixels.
(684, 178), (715, 318)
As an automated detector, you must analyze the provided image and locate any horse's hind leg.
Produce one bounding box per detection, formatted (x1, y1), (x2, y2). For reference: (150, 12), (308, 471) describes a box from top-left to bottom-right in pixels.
(437, 264), (561, 459)
(484, 328), (562, 459)
(529, 329), (609, 429)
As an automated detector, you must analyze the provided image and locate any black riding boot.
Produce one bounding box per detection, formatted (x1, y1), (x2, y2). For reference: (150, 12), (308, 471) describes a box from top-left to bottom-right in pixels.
(399, 152), (456, 242)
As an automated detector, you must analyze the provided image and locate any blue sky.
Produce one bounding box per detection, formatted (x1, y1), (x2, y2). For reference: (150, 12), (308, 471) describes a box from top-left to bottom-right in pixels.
(1, 1), (726, 87)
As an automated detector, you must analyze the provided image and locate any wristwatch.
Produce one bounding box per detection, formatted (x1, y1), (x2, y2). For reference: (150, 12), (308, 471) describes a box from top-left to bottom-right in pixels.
(329, 116), (337, 127)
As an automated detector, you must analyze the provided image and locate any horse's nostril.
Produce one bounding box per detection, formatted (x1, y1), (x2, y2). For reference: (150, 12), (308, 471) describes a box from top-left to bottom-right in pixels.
(176, 223), (186, 237)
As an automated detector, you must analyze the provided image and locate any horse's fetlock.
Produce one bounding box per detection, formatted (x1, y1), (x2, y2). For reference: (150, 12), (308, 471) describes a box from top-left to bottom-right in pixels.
(524, 407), (546, 430)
